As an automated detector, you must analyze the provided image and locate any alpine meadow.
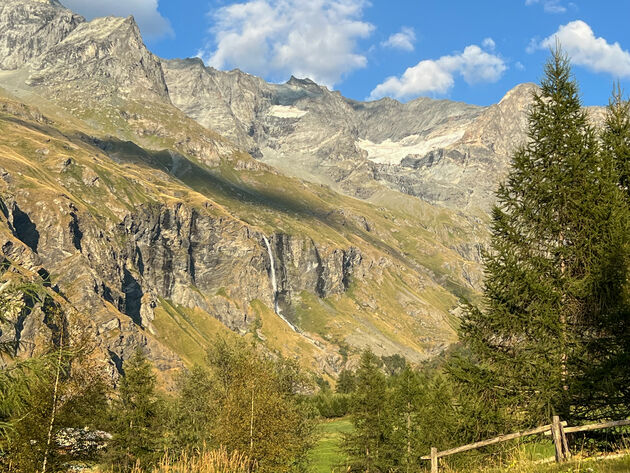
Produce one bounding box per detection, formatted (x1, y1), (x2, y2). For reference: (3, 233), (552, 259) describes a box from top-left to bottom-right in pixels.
(0, 1), (629, 472)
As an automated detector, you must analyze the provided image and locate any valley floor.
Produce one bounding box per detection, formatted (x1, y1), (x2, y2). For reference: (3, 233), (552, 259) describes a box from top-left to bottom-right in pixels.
(309, 417), (353, 473)
(307, 417), (630, 473)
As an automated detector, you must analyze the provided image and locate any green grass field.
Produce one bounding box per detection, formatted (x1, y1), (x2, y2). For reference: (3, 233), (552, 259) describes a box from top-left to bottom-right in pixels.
(310, 418), (353, 473)
(307, 417), (629, 473)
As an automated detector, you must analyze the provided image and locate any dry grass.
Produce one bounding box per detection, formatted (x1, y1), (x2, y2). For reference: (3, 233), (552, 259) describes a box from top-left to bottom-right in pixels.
(130, 447), (254, 473)
(440, 450), (630, 473)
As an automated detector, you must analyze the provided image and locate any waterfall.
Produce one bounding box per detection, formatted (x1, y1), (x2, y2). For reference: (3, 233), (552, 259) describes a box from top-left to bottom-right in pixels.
(262, 236), (297, 332)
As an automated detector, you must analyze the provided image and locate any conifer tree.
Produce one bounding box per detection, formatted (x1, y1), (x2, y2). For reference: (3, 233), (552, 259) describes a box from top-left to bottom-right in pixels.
(335, 368), (357, 394)
(344, 349), (391, 472)
(387, 366), (422, 473)
(171, 365), (215, 452)
(107, 350), (165, 471)
(604, 84), (630, 197)
(457, 47), (628, 426)
(579, 86), (630, 420)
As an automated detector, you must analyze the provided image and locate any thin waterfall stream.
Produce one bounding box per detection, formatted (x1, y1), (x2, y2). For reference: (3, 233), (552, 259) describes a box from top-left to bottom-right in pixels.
(262, 236), (297, 332)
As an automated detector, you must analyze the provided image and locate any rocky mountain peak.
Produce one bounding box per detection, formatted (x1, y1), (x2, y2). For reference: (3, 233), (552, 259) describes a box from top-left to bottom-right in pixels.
(0, 0), (84, 70)
(498, 82), (537, 105)
(285, 75), (333, 97)
(460, 82), (537, 157)
(25, 14), (170, 102)
(287, 75), (318, 87)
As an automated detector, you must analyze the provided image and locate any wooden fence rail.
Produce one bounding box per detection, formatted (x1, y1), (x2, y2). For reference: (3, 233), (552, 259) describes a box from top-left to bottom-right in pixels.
(420, 417), (630, 473)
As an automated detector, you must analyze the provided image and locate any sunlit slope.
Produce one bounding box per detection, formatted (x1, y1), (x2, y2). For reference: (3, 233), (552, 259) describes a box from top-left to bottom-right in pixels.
(0, 74), (484, 376)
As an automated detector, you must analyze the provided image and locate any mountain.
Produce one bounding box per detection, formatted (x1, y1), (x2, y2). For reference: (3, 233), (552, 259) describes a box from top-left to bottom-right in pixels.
(163, 59), (536, 212)
(0, 0), (565, 383)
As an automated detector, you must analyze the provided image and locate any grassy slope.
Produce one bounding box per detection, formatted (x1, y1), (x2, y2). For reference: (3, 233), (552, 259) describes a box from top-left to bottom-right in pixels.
(0, 83), (486, 375)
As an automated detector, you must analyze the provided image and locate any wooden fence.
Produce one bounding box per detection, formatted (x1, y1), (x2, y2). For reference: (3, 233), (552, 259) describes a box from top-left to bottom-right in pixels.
(420, 417), (630, 472)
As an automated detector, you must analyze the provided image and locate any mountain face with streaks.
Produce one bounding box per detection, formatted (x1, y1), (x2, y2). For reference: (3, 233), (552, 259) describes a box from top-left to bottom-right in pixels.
(0, 0), (563, 383)
(163, 58), (537, 212)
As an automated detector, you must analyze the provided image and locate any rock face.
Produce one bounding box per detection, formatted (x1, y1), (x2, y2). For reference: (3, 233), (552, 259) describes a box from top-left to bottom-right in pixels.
(0, 0), (84, 70)
(0, 180), (366, 374)
(162, 60), (535, 211)
(26, 15), (170, 101)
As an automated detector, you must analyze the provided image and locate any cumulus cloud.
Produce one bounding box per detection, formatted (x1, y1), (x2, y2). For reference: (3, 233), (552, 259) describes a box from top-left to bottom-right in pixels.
(61, 0), (173, 40)
(525, 0), (567, 14)
(369, 43), (507, 100)
(198, 0), (373, 87)
(530, 20), (630, 77)
(382, 27), (416, 52)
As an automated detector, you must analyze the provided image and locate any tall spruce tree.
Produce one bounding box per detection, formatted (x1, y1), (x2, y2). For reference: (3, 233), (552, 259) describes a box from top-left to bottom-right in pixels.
(107, 350), (166, 471)
(344, 350), (391, 472)
(581, 86), (630, 420)
(456, 47), (628, 427)
(171, 365), (215, 452)
(387, 366), (422, 473)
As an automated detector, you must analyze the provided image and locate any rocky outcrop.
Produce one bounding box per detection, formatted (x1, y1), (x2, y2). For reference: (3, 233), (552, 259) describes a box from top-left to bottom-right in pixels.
(268, 233), (361, 316)
(0, 181), (365, 373)
(26, 15), (170, 101)
(0, 0), (84, 70)
(162, 58), (533, 212)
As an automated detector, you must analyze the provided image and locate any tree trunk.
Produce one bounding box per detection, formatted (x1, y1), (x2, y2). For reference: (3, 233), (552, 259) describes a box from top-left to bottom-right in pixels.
(40, 330), (64, 473)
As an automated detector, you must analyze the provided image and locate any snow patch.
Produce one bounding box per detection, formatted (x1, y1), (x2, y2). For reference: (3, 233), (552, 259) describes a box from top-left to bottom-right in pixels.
(357, 129), (467, 165)
(267, 105), (308, 119)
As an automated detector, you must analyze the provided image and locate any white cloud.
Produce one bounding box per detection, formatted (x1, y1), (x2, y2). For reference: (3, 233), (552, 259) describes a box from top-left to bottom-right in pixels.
(526, 37), (540, 54)
(531, 20), (630, 78)
(525, 0), (567, 14)
(61, 0), (173, 40)
(369, 43), (507, 100)
(198, 0), (373, 87)
(482, 37), (496, 51)
(382, 27), (416, 52)
(515, 61), (526, 70)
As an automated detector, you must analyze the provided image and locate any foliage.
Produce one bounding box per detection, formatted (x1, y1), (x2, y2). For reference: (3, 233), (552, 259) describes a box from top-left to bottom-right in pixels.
(335, 369), (357, 394)
(169, 365), (215, 453)
(343, 349), (391, 472)
(310, 387), (352, 418)
(206, 336), (315, 473)
(454, 46), (630, 431)
(0, 275), (110, 472)
(106, 350), (167, 472)
(604, 84), (630, 198)
(586, 84), (630, 421)
(381, 354), (407, 377)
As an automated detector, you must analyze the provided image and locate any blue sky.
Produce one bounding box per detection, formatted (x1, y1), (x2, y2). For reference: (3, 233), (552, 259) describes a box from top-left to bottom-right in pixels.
(62, 0), (630, 106)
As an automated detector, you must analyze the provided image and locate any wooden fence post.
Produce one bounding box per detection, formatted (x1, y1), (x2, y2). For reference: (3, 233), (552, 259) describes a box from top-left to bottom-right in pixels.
(551, 416), (566, 463)
(559, 420), (571, 460)
(430, 447), (438, 473)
